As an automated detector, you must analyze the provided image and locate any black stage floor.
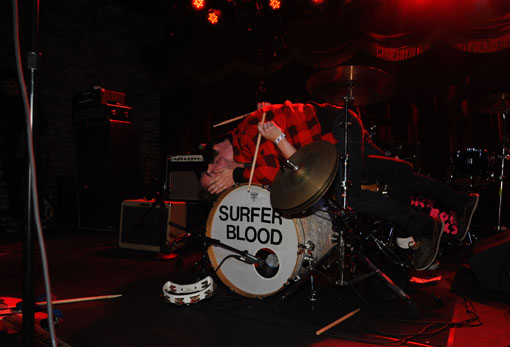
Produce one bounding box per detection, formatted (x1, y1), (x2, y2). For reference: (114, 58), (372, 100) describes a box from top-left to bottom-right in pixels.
(1, 221), (509, 347)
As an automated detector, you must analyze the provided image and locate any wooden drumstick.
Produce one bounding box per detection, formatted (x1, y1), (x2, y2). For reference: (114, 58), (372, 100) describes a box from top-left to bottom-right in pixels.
(315, 308), (360, 336)
(213, 111), (253, 128)
(247, 112), (266, 192)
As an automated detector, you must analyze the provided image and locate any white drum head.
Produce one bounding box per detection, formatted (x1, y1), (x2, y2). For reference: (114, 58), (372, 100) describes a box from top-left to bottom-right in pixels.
(207, 185), (301, 298)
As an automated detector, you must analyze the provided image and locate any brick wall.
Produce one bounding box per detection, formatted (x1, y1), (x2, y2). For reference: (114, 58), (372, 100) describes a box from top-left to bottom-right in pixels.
(0, 1), (161, 222)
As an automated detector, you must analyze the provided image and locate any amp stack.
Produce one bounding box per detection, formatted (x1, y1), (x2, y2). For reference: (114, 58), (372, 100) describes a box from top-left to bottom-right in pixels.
(72, 87), (144, 230)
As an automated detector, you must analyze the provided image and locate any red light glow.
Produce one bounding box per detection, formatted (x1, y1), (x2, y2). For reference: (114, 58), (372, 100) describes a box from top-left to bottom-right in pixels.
(192, 0), (205, 10)
(208, 9), (220, 25)
(269, 0), (281, 10)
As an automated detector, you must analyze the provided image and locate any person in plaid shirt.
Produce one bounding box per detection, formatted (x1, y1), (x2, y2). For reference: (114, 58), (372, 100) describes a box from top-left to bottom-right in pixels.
(201, 101), (479, 271)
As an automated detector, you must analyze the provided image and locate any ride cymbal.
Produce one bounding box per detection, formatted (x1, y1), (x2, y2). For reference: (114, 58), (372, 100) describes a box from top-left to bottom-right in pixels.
(306, 65), (397, 106)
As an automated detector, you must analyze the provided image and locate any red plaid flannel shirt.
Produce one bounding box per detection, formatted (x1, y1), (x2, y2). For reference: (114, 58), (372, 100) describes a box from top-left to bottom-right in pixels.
(231, 101), (337, 186)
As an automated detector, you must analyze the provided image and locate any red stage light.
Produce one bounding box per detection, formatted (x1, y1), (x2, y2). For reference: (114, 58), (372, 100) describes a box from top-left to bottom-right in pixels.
(192, 0), (205, 10)
(269, 0), (281, 10)
(312, 0), (324, 4)
(208, 9), (221, 25)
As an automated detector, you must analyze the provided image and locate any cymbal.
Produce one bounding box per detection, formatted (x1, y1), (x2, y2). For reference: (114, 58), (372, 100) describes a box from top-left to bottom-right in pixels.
(270, 141), (338, 215)
(475, 92), (510, 114)
(306, 65), (397, 106)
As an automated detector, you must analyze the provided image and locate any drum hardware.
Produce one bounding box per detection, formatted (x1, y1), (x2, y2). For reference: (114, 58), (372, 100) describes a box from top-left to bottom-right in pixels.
(475, 92), (510, 232)
(282, 159), (299, 172)
(275, 67), (414, 310)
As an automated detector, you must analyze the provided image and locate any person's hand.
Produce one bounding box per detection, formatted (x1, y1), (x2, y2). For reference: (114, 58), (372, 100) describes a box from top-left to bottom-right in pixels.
(216, 157), (241, 171)
(258, 121), (282, 143)
(257, 102), (271, 111)
(205, 167), (235, 195)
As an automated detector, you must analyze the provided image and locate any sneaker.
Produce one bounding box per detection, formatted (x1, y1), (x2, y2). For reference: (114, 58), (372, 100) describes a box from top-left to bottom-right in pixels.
(411, 218), (445, 271)
(396, 236), (415, 249)
(455, 193), (479, 241)
(426, 259), (440, 271)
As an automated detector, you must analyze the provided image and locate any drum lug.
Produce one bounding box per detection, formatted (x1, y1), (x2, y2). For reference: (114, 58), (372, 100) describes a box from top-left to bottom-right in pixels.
(304, 253), (316, 264)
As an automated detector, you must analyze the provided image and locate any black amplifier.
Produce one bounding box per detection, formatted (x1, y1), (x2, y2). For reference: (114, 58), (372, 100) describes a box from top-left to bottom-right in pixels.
(73, 87), (126, 111)
(72, 103), (132, 124)
(166, 154), (208, 201)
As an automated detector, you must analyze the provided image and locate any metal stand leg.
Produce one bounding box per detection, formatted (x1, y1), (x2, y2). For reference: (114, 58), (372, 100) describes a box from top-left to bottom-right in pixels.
(351, 251), (421, 317)
(496, 112), (508, 232)
(308, 261), (318, 311)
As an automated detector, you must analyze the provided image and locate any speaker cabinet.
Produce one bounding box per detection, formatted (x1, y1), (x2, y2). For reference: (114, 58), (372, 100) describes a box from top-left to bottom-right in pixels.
(74, 120), (144, 230)
(119, 200), (187, 252)
(469, 232), (510, 292)
(166, 155), (206, 201)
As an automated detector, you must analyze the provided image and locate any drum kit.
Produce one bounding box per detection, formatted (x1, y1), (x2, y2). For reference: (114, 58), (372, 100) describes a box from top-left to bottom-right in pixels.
(203, 65), (417, 311)
(201, 65), (509, 309)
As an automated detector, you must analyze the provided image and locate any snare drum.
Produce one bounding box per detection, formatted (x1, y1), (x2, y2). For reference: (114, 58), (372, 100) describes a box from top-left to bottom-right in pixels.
(206, 184), (335, 298)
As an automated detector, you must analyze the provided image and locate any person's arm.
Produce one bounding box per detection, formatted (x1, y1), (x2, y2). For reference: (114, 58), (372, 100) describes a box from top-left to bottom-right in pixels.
(257, 121), (296, 159)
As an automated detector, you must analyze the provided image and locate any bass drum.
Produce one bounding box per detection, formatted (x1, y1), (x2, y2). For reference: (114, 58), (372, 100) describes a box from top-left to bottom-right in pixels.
(206, 184), (335, 298)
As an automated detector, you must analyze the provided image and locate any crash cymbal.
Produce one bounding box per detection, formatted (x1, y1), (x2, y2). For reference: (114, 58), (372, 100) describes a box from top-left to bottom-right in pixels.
(306, 65), (397, 106)
(270, 141), (338, 215)
(475, 92), (510, 114)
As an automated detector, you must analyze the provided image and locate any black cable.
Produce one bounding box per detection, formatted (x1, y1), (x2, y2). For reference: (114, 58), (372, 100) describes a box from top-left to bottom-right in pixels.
(347, 281), (481, 344)
(213, 254), (239, 274)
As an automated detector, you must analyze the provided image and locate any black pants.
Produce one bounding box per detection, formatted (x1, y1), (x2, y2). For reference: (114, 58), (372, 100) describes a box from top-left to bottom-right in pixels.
(332, 112), (467, 237)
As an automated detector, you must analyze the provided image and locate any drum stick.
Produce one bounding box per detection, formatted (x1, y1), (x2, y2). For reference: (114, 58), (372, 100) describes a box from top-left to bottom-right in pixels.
(37, 294), (123, 307)
(213, 111), (253, 128)
(2, 295), (123, 311)
(247, 112), (266, 192)
(315, 308), (360, 336)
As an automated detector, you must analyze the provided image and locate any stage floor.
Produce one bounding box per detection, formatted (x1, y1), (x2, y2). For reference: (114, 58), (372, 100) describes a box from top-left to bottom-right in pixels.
(0, 223), (509, 347)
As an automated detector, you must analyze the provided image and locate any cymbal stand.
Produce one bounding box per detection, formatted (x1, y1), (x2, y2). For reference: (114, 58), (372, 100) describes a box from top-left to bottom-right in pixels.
(496, 108), (509, 232)
(339, 81), (355, 210)
(329, 84), (418, 314)
(333, 81), (355, 287)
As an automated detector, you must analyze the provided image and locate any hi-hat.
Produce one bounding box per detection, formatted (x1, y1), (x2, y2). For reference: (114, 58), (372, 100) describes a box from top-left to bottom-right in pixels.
(270, 141), (338, 215)
(306, 65), (397, 106)
(475, 92), (510, 114)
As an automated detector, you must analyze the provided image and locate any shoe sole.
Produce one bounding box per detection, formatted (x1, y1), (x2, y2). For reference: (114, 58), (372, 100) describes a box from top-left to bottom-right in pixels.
(457, 194), (479, 242)
(415, 219), (445, 271)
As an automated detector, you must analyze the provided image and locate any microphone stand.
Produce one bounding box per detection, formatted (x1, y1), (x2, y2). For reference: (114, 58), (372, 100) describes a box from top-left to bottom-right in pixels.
(20, 0), (40, 345)
(496, 108), (509, 232)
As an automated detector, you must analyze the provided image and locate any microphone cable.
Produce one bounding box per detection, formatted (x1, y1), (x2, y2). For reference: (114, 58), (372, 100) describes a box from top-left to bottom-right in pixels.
(12, 0), (57, 346)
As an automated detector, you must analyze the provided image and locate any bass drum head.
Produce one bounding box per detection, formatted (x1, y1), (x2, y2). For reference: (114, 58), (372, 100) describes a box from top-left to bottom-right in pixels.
(206, 184), (301, 298)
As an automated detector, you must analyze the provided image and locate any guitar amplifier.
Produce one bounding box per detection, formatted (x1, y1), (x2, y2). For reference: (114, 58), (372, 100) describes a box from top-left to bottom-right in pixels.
(166, 154), (207, 201)
(73, 87), (126, 110)
(119, 199), (187, 252)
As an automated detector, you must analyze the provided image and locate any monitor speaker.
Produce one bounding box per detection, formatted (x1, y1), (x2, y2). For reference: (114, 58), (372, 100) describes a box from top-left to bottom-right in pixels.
(469, 232), (510, 293)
